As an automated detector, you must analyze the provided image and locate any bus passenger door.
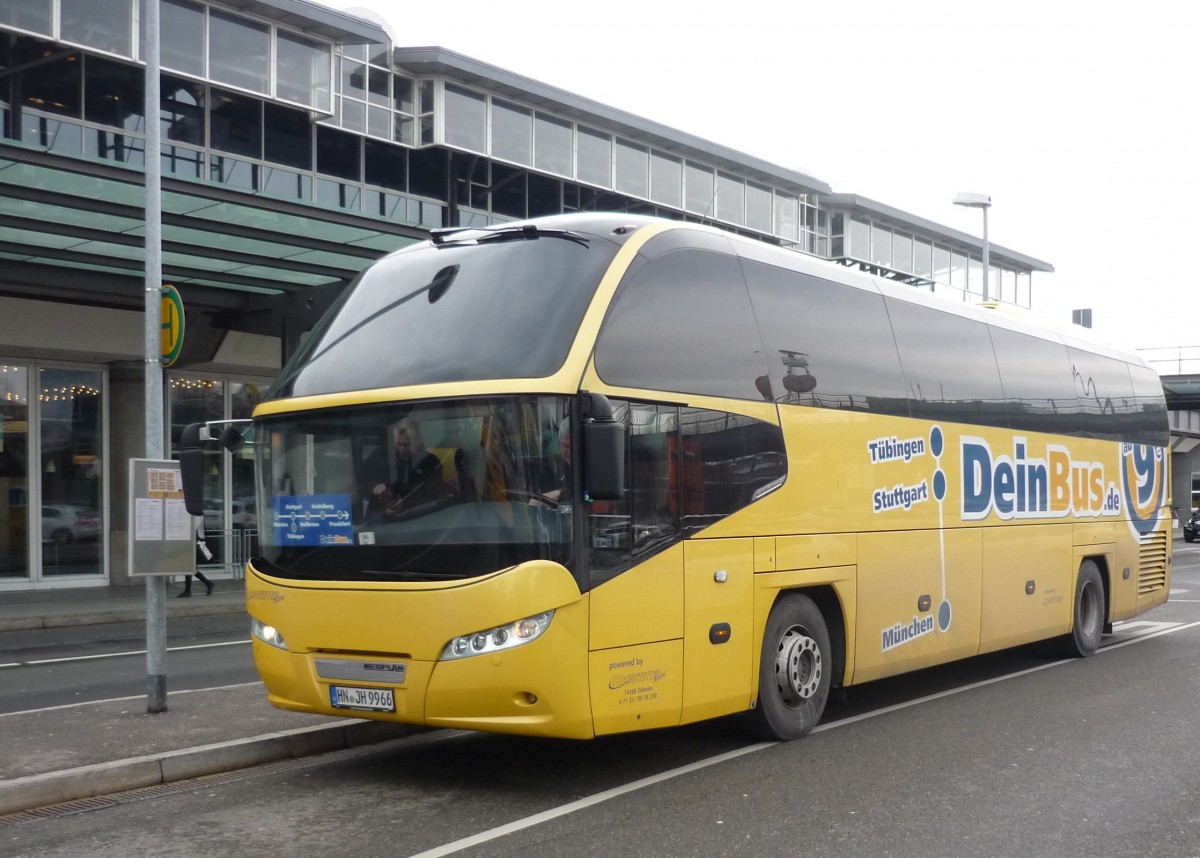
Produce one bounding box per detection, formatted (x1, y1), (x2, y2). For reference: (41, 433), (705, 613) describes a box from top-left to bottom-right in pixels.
(587, 401), (685, 735)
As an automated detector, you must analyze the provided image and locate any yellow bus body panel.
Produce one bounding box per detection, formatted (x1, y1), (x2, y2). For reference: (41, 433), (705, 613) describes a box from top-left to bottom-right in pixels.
(589, 639), (683, 735)
(977, 525), (1073, 654)
(244, 559), (595, 738)
(680, 538), (755, 724)
(588, 544), (683, 651)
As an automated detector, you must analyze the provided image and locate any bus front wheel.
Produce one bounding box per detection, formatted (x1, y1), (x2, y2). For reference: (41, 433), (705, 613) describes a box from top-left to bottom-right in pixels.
(1063, 559), (1105, 658)
(744, 594), (831, 741)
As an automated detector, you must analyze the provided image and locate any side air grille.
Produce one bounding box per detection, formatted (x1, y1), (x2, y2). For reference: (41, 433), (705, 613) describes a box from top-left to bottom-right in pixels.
(1138, 530), (1168, 595)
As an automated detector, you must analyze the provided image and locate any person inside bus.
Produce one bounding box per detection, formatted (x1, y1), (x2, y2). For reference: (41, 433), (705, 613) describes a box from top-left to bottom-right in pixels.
(372, 418), (444, 515)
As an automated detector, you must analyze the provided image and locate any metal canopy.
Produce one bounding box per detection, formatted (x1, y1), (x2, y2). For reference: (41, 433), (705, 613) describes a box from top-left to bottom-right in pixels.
(0, 145), (424, 317)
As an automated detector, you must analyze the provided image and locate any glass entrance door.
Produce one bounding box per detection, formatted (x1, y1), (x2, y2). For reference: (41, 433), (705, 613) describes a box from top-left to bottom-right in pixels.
(38, 367), (104, 578)
(0, 365), (30, 581)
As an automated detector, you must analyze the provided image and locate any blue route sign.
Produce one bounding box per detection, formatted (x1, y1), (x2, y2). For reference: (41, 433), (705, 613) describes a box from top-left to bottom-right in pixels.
(271, 494), (354, 546)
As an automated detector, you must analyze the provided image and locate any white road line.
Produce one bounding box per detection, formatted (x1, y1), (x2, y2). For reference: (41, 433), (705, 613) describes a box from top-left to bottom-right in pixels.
(0, 681), (262, 718)
(408, 618), (1200, 858)
(1, 638), (249, 669)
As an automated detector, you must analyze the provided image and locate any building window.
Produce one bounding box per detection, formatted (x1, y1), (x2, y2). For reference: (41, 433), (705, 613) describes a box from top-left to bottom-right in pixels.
(60, 0), (132, 57)
(745, 183), (771, 233)
(684, 162), (714, 215)
(444, 83), (486, 152)
(276, 30), (331, 111)
(534, 113), (572, 177)
(161, 76), (204, 144)
(913, 239), (933, 279)
(209, 9), (270, 94)
(492, 99), (532, 166)
(264, 102), (311, 170)
(870, 223), (891, 268)
(614, 139), (648, 197)
(393, 75), (416, 145)
(650, 150), (681, 208)
(933, 245), (951, 284)
(160, 0), (205, 77)
(84, 56), (143, 133)
(577, 126), (612, 188)
(210, 89), (262, 159)
(418, 80), (434, 145)
(716, 173), (744, 225)
(892, 232), (913, 274)
(774, 193), (799, 243)
(0, 0), (52, 36)
(848, 218), (870, 260)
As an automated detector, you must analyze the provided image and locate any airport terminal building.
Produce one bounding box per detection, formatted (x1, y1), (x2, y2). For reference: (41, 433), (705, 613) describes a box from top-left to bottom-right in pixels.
(0, 0), (1060, 590)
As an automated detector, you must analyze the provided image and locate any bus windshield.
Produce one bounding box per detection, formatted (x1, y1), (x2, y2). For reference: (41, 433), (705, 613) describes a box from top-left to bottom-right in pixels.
(269, 229), (622, 399)
(254, 396), (574, 582)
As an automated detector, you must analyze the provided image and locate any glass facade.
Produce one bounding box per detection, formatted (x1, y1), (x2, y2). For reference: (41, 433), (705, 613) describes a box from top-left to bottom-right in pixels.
(168, 376), (267, 575)
(0, 363), (105, 583)
(0, 1), (1043, 308)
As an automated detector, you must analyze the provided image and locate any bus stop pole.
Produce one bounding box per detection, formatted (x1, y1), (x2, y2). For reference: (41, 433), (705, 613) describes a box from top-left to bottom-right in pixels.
(143, 0), (168, 714)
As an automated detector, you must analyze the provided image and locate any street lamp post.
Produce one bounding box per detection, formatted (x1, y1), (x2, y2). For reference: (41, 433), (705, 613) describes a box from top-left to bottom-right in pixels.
(953, 192), (991, 302)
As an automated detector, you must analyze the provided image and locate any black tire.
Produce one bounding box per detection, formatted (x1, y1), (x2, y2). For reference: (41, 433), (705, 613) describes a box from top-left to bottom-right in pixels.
(743, 594), (832, 741)
(1063, 559), (1105, 657)
(1186, 533), (1195, 543)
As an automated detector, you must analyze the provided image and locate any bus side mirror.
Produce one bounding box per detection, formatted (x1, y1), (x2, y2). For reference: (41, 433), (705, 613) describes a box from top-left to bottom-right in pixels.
(582, 392), (625, 501)
(178, 422), (206, 517)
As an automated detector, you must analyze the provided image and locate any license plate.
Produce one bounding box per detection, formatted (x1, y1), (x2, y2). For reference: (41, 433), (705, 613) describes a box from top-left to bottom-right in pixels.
(329, 685), (395, 712)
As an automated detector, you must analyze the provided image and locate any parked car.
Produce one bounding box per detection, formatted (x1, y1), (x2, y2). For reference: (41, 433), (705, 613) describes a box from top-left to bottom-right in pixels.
(1184, 511), (1200, 543)
(230, 498), (256, 530)
(203, 498), (257, 533)
(42, 505), (101, 544)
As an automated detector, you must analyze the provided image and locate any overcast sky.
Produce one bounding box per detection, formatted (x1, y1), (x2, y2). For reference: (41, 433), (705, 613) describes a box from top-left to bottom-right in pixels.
(330, 0), (1199, 366)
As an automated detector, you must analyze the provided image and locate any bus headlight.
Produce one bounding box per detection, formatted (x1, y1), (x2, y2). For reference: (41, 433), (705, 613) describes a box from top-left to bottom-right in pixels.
(440, 611), (554, 661)
(251, 618), (289, 651)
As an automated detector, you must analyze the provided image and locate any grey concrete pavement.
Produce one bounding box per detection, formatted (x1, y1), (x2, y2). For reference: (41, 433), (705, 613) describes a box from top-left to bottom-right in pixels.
(0, 583), (411, 816)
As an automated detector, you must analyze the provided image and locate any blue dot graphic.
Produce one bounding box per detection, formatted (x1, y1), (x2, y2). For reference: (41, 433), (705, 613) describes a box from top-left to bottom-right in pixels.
(938, 600), (952, 632)
(933, 470), (946, 501)
(929, 426), (944, 459)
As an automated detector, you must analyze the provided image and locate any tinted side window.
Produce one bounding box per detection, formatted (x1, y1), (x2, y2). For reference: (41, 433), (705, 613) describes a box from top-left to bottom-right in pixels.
(679, 407), (786, 536)
(595, 242), (769, 401)
(885, 298), (1006, 426)
(741, 260), (908, 414)
(589, 402), (680, 586)
(989, 327), (1080, 436)
(586, 402), (786, 587)
(1128, 363), (1169, 446)
(1067, 347), (1136, 440)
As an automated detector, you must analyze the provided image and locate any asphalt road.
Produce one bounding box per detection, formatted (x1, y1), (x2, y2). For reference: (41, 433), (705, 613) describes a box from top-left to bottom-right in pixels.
(0, 614), (256, 714)
(4, 548), (1199, 858)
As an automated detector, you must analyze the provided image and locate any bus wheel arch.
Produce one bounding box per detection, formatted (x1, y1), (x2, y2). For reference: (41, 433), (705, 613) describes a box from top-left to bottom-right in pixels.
(1063, 557), (1107, 658)
(743, 589), (840, 741)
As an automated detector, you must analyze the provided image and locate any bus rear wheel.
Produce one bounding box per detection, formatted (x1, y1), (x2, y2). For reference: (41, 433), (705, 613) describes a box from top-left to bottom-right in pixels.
(744, 594), (831, 741)
(1062, 559), (1105, 658)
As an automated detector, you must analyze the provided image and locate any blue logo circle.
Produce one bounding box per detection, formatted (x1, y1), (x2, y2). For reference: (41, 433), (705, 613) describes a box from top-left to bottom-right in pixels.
(929, 426), (944, 459)
(933, 470), (946, 501)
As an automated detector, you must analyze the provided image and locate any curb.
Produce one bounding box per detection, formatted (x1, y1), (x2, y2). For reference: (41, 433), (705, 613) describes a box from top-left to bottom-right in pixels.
(0, 719), (410, 816)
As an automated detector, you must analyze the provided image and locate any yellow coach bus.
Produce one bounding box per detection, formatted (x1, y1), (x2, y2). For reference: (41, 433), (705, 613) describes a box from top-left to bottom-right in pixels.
(181, 213), (1170, 741)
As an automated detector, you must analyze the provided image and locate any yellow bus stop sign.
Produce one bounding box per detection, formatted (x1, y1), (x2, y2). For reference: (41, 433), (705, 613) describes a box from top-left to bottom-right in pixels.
(161, 284), (185, 368)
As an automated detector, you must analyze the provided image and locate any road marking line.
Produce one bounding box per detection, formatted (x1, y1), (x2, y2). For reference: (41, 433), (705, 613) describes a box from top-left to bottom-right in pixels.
(1, 639), (249, 669)
(407, 618), (1200, 858)
(0, 681), (262, 718)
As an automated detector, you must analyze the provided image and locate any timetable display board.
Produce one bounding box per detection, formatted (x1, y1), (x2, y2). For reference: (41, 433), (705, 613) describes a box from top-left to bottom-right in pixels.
(128, 458), (195, 577)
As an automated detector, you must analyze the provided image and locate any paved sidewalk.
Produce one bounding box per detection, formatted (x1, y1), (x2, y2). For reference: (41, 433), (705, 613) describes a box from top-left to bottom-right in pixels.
(0, 582), (411, 817)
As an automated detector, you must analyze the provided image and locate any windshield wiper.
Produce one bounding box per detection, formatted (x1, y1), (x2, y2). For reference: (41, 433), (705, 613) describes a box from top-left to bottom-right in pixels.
(430, 223), (589, 248)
